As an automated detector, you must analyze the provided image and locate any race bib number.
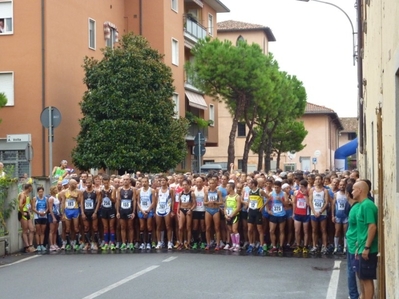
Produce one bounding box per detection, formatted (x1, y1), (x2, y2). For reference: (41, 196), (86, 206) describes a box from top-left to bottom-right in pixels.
(175, 194), (180, 203)
(338, 202), (345, 211)
(314, 200), (323, 208)
(181, 194), (190, 203)
(273, 204), (283, 213)
(208, 194), (217, 202)
(141, 199), (149, 209)
(159, 203), (166, 209)
(66, 199), (75, 209)
(85, 199), (94, 210)
(249, 200), (258, 209)
(102, 197), (112, 208)
(121, 200), (131, 209)
(297, 200), (306, 209)
(226, 208), (233, 216)
(38, 210), (47, 218)
(243, 192), (249, 202)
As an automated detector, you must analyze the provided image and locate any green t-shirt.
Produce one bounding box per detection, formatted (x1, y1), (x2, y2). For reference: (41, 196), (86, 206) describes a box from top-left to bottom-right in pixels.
(346, 202), (360, 254)
(356, 198), (378, 254)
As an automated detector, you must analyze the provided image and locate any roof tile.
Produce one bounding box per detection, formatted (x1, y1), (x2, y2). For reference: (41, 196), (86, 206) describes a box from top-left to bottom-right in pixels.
(340, 117), (358, 132)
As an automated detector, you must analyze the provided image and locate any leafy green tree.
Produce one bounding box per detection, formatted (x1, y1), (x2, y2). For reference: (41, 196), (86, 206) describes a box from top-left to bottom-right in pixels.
(0, 92), (7, 124)
(72, 33), (188, 172)
(186, 38), (274, 167)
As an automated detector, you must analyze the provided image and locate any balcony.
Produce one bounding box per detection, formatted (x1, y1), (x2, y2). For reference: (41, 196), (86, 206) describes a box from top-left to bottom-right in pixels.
(186, 124), (208, 141)
(184, 17), (207, 44)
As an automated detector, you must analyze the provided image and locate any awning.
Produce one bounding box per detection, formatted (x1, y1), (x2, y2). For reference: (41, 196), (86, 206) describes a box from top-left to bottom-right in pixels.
(0, 141), (29, 151)
(185, 91), (208, 110)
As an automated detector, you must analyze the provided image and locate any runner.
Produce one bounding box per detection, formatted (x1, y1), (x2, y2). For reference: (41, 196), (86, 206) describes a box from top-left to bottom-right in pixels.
(192, 176), (206, 250)
(238, 181), (249, 249)
(204, 178), (222, 250)
(292, 180), (310, 255)
(99, 175), (117, 250)
(331, 179), (349, 254)
(116, 175), (135, 250)
(172, 174), (184, 248)
(18, 184), (35, 253)
(246, 179), (268, 254)
(266, 181), (287, 254)
(52, 160), (68, 184)
(31, 186), (48, 251)
(136, 176), (156, 250)
(224, 181), (241, 251)
(309, 175), (329, 254)
(218, 175), (228, 248)
(48, 186), (61, 251)
(154, 175), (174, 250)
(176, 179), (196, 250)
(59, 179), (83, 251)
(81, 178), (101, 251)
(283, 182), (294, 249)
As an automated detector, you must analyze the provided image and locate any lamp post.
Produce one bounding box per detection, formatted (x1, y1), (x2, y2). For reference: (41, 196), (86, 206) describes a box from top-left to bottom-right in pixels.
(297, 0), (357, 65)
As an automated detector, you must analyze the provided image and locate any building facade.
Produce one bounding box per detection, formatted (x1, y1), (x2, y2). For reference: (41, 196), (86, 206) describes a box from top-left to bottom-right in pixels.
(359, 0), (399, 297)
(0, 0), (228, 177)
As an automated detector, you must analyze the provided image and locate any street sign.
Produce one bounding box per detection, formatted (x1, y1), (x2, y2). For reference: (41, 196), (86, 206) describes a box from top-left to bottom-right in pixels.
(7, 134), (31, 142)
(312, 157), (317, 164)
(194, 132), (205, 145)
(40, 107), (62, 128)
(193, 145), (206, 157)
(314, 150), (321, 157)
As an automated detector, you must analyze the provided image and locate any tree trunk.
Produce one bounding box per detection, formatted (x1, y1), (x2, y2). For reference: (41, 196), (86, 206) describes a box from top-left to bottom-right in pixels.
(227, 96), (245, 168)
(242, 132), (256, 173)
(276, 150), (281, 170)
(264, 137), (273, 172)
(257, 125), (268, 171)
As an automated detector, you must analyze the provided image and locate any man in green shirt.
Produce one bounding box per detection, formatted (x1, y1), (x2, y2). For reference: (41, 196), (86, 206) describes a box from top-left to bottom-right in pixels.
(352, 181), (378, 299)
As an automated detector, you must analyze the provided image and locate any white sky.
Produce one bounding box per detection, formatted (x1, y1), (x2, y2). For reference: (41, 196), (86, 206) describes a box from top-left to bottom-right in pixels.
(217, 0), (358, 117)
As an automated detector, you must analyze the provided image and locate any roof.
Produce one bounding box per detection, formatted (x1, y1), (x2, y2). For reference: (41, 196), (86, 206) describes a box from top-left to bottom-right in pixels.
(217, 20), (276, 42)
(304, 102), (344, 131)
(340, 117), (358, 133)
(203, 0), (230, 13)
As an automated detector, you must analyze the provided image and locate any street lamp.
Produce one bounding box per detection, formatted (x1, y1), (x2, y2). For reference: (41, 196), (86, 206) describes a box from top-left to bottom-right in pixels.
(297, 0), (357, 66)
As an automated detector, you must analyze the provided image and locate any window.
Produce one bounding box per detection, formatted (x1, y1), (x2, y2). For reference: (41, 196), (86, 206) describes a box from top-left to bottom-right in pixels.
(171, 0), (178, 12)
(348, 132), (357, 140)
(237, 122), (246, 137)
(236, 35), (245, 46)
(0, 1), (13, 34)
(172, 93), (179, 118)
(88, 19), (96, 49)
(209, 104), (214, 126)
(238, 159), (243, 170)
(0, 72), (14, 106)
(104, 22), (118, 48)
(284, 163), (296, 172)
(172, 38), (179, 65)
(106, 28), (117, 48)
(208, 14), (213, 35)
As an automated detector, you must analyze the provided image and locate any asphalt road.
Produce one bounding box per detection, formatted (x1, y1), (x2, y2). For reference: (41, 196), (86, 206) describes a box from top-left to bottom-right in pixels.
(0, 249), (349, 299)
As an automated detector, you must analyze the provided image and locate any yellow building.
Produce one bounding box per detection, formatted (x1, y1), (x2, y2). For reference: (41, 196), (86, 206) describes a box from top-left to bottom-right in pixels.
(0, 0), (229, 176)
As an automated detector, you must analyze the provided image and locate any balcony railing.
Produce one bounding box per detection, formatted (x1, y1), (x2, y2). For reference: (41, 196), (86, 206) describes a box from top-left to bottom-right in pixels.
(186, 124), (208, 141)
(184, 17), (207, 41)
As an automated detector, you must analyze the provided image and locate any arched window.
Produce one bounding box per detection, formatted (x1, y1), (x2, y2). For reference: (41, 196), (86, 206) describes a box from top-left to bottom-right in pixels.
(236, 35), (245, 46)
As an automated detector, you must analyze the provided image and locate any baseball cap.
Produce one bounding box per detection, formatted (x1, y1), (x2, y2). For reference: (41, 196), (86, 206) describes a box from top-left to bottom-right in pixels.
(62, 179), (69, 186)
(282, 183), (290, 190)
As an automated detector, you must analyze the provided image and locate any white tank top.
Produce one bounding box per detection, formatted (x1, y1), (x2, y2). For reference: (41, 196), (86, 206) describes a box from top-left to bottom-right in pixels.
(140, 187), (152, 211)
(156, 188), (171, 216)
(311, 188), (326, 215)
(194, 187), (205, 212)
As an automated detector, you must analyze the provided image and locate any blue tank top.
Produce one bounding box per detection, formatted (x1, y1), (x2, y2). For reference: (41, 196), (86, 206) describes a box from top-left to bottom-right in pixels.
(335, 191), (349, 218)
(218, 185), (227, 209)
(270, 191), (286, 217)
(35, 196), (47, 219)
(207, 190), (219, 202)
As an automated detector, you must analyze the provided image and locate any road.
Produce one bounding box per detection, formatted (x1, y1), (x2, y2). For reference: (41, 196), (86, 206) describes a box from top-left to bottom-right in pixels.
(0, 249), (349, 299)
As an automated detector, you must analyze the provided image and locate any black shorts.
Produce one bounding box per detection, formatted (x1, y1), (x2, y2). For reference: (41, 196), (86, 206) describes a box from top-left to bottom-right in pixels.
(358, 253), (378, 280)
(226, 215), (239, 226)
(35, 218), (47, 225)
(240, 211), (248, 221)
(180, 208), (189, 216)
(120, 209), (134, 220)
(101, 208), (116, 219)
(192, 211), (205, 220)
(269, 215), (287, 224)
(83, 211), (95, 221)
(247, 209), (262, 225)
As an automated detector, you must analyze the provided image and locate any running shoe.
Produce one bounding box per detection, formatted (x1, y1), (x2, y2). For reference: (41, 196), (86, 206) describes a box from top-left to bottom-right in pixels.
(146, 243), (151, 250)
(233, 245), (240, 252)
(83, 244), (90, 251)
(246, 245), (254, 254)
(268, 247), (278, 254)
(61, 243), (66, 250)
(161, 241), (165, 248)
(310, 246), (318, 254)
(174, 241), (181, 249)
(242, 242), (249, 250)
(120, 243), (127, 250)
(257, 246), (264, 254)
(219, 241), (225, 248)
(134, 242), (139, 249)
(50, 245), (57, 252)
(139, 243), (145, 250)
(79, 243), (85, 250)
(110, 243), (116, 250)
(200, 242), (206, 250)
(321, 246), (327, 255)
(278, 248), (283, 255)
(192, 243), (198, 250)
(101, 243), (109, 251)
(167, 242), (173, 250)
(293, 247), (302, 254)
(229, 244), (235, 251)
(151, 242), (156, 249)
(100, 240), (105, 248)
(205, 245), (210, 250)
(333, 247), (338, 255)
(74, 244), (80, 251)
(176, 243), (183, 251)
(255, 242), (260, 249)
(214, 245), (220, 251)
(128, 243), (134, 250)
(36, 245), (42, 252)
(343, 247), (347, 254)
(115, 242), (120, 250)
(262, 244), (268, 251)
(223, 244), (230, 250)
(302, 247), (309, 254)
(184, 241), (189, 250)
(65, 244), (71, 251)
(91, 243), (98, 251)
(155, 242), (162, 249)
(210, 240), (215, 248)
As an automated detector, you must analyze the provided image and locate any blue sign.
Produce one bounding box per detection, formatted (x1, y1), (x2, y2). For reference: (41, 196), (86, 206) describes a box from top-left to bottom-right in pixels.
(312, 157), (317, 164)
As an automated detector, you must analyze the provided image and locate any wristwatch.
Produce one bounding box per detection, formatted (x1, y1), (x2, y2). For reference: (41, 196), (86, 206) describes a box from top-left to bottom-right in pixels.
(364, 246), (370, 250)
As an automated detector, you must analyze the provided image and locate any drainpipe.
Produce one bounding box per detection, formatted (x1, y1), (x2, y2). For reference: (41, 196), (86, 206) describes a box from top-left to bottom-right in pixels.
(139, 0), (142, 35)
(357, 0), (364, 154)
(41, 0), (46, 175)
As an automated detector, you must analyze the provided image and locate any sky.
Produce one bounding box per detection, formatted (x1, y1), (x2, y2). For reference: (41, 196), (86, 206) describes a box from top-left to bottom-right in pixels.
(217, 0), (358, 117)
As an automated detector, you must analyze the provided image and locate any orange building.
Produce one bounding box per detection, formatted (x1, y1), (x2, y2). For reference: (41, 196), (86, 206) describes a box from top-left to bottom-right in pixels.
(0, 0), (229, 177)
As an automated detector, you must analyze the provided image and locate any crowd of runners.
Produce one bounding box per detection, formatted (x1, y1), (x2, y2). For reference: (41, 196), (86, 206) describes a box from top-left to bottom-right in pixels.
(17, 166), (365, 256)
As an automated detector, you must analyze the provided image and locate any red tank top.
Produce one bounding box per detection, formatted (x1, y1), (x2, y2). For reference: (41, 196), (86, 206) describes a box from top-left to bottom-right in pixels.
(294, 190), (309, 216)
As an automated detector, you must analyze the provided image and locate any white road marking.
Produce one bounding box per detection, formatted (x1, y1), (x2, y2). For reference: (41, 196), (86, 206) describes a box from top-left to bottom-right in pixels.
(82, 265), (159, 299)
(162, 256), (178, 263)
(0, 255), (39, 269)
(326, 260), (341, 299)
